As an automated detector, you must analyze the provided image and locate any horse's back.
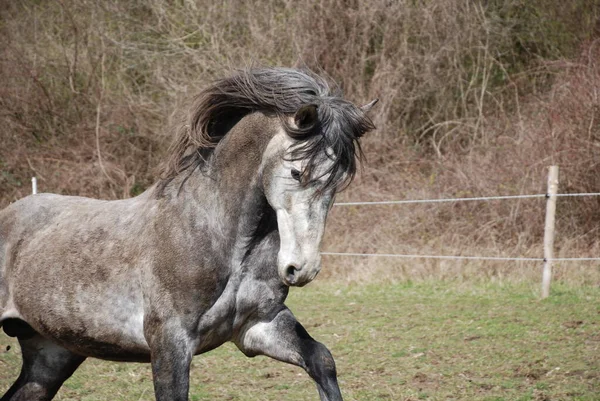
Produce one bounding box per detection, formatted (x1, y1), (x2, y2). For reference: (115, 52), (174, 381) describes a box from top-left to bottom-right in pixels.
(1, 192), (108, 234)
(0, 193), (113, 273)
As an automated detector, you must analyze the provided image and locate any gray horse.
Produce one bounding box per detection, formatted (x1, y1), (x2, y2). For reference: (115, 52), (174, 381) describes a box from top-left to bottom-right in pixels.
(0, 67), (376, 401)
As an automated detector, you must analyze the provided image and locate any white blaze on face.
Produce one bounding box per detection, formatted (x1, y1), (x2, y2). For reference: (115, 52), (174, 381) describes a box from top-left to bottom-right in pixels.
(262, 132), (336, 287)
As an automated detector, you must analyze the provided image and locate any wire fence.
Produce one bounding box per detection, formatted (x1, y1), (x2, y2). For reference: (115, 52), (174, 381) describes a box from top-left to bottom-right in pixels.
(324, 170), (600, 277)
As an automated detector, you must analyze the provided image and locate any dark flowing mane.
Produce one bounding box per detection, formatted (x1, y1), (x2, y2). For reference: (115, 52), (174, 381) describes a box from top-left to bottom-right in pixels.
(158, 67), (375, 195)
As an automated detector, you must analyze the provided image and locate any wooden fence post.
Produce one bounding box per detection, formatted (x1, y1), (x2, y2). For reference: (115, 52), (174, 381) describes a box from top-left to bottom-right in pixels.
(542, 166), (559, 299)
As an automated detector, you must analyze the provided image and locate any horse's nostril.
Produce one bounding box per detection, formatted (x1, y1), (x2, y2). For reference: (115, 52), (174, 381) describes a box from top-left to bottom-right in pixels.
(285, 264), (299, 281)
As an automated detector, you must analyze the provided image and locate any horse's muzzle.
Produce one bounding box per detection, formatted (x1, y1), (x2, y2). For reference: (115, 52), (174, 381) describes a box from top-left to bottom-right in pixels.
(280, 262), (321, 287)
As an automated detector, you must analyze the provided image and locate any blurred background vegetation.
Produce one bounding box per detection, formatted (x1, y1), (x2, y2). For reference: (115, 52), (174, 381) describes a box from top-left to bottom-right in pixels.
(1, 0), (600, 282)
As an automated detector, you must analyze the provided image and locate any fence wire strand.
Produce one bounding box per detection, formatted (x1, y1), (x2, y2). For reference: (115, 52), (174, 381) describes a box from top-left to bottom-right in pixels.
(334, 192), (600, 206)
(321, 252), (600, 262)
(321, 252), (543, 261)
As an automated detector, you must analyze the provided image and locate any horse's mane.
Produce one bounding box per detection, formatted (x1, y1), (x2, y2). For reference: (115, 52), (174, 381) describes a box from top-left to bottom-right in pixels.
(157, 67), (375, 196)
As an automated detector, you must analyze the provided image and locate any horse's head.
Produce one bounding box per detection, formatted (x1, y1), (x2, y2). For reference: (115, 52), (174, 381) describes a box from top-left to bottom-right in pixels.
(262, 100), (377, 287)
(157, 67), (376, 286)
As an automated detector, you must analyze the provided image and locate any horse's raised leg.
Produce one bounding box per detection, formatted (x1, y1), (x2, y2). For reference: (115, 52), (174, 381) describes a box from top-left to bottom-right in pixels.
(236, 308), (343, 401)
(1, 332), (85, 401)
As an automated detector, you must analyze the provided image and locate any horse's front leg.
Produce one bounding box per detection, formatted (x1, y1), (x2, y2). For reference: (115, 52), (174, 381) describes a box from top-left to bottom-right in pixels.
(236, 307), (343, 401)
(145, 318), (195, 401)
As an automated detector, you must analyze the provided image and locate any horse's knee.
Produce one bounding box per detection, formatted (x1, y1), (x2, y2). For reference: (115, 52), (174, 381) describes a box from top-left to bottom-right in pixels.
(305, 341), (337, 379)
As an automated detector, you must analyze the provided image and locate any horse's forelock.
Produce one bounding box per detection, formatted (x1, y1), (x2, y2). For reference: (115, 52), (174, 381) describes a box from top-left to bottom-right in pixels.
(286, 99), (375, 193)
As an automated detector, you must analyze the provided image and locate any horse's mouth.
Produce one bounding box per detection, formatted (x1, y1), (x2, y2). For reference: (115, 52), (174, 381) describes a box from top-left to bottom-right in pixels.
(283, 277), (310, 287)
(281, 265), (320, 287)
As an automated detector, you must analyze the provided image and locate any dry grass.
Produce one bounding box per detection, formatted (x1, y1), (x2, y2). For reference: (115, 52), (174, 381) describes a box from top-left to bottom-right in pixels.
(1, 0), (600, 282)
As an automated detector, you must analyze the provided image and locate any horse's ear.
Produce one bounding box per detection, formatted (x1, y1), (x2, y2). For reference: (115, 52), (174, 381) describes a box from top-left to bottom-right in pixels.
(360, 98), (379, 114)
(294, 104), (318, 129)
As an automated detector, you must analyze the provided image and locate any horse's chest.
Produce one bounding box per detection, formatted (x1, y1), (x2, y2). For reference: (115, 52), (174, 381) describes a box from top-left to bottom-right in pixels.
(192, 276), (284, 354)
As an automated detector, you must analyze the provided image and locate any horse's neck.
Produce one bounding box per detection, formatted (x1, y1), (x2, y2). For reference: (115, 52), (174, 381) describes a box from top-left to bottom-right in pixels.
(171, 165), (263, 244)
(171, 132), (277, 267)
(152, 113), (280, 269)
(207, 115), (279, 248)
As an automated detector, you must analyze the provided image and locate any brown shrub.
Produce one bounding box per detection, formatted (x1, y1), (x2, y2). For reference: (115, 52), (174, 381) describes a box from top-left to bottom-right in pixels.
(323, 41), (600, 283)
(1, 0), (599, 282)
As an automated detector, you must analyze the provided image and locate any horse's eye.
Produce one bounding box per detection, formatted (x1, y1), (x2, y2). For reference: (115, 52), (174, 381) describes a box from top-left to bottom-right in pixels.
(291, 169), (301, 182)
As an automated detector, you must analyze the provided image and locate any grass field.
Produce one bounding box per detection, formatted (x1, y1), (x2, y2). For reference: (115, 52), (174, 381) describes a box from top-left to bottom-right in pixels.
(0, 281), (598, 400)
